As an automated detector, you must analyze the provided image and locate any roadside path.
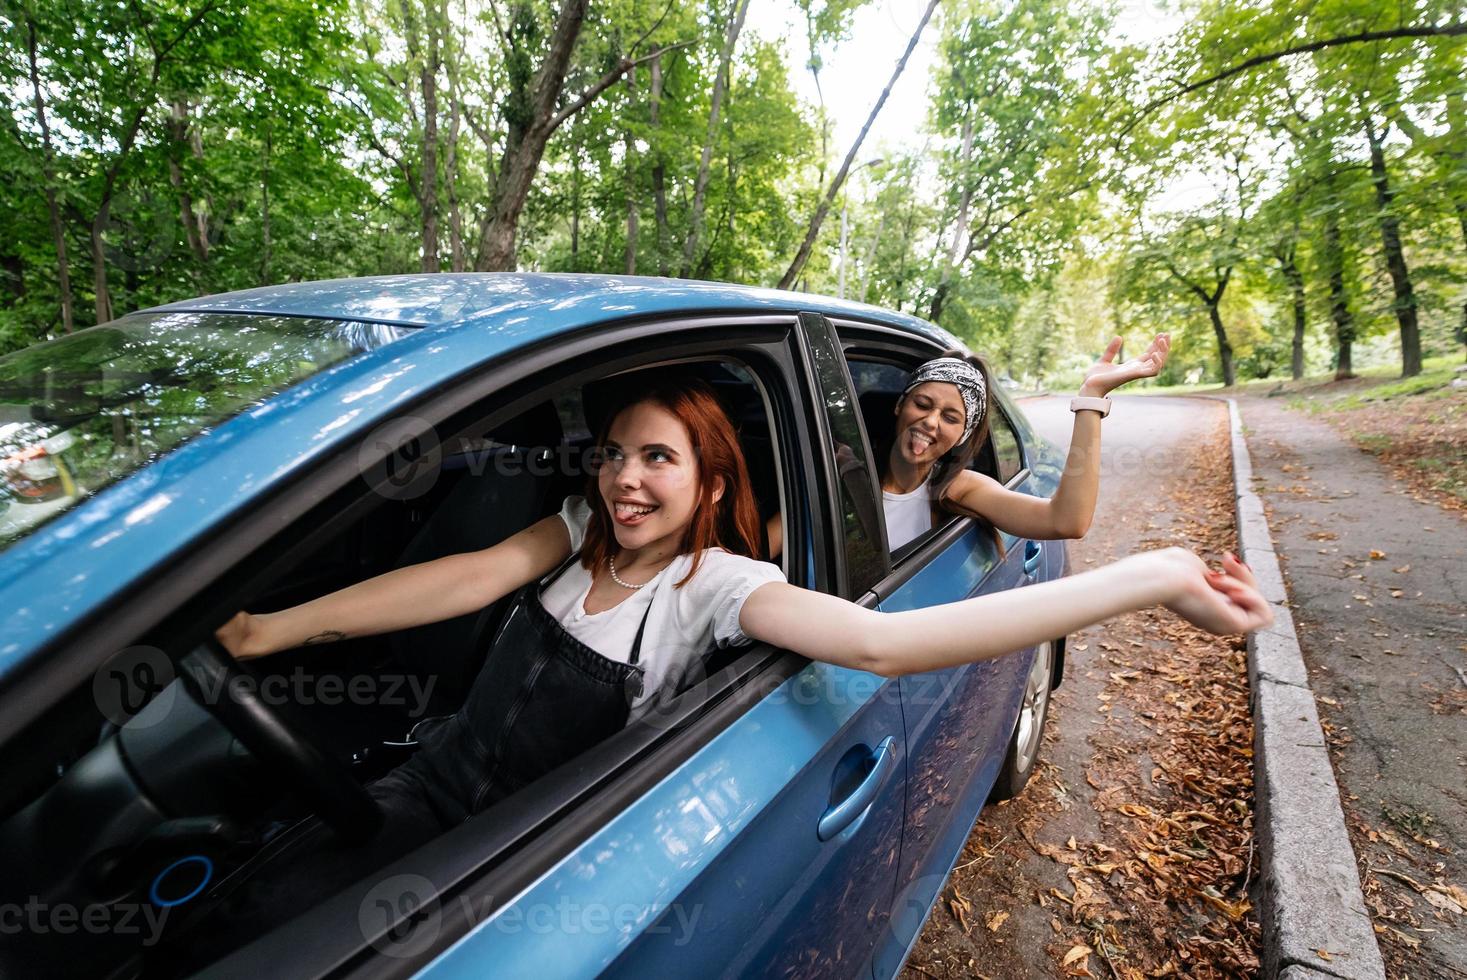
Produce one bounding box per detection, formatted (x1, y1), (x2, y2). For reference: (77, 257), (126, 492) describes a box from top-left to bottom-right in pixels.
(901, 395), (1259, 978)
(1238, 395), (1467, 978)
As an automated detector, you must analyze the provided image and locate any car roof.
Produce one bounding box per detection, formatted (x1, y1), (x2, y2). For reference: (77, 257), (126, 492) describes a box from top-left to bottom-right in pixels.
(146, 272), (959, 341)
(0, 274), (960, 679)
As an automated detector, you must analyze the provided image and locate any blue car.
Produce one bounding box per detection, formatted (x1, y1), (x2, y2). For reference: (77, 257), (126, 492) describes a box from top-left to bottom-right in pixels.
(0, 275), (1067, 979)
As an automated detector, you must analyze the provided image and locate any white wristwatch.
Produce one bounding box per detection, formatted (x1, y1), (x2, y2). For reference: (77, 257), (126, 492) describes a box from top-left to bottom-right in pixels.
(1069, 395), (1111, 417)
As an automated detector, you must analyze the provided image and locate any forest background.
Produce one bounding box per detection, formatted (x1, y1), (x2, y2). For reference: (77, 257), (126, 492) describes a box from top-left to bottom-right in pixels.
(2, 0), (1464, 389)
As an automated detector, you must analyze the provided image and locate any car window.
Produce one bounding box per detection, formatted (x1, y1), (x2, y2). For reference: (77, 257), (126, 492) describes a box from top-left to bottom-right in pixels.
(989, 404), (1025, 484)
(842, 347), (1021, 558)
(0, 312), (411, 552)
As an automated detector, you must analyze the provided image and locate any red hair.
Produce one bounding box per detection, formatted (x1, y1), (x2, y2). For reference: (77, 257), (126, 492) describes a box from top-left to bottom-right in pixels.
(580, 373), (765, 587)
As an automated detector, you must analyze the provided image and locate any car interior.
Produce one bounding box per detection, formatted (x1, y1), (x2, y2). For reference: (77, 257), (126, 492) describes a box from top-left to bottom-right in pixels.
(0, 354), (793, 977)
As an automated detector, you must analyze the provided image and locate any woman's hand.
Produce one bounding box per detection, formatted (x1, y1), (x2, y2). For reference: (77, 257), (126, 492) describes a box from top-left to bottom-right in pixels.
(215, 611), (263, 660)
(1078, 334), (1170, 398)
(1152, 548), (1273, 635)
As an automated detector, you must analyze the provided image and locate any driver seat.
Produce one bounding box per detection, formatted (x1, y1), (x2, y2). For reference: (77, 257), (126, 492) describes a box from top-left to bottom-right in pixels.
(385, 400), (564, 717)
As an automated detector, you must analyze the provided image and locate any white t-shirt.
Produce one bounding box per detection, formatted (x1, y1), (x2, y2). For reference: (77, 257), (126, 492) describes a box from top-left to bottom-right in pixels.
(883, 476), (935, 551)
(541, 496), (786, 717)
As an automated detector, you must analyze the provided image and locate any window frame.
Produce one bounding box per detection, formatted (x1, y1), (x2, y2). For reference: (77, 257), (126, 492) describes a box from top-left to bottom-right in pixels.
(829, 320), (1031, 593)
(2, 312), (843, 978)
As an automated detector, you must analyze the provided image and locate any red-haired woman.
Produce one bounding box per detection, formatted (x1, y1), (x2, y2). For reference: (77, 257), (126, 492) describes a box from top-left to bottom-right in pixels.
(202, 370), (1264, 960)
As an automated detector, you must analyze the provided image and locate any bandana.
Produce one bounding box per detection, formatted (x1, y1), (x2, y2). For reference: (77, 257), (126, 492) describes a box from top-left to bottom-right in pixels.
(903, 357), (987, 442)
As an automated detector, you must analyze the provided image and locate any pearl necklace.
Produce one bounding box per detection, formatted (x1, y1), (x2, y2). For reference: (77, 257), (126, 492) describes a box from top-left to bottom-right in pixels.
(608, 555), (651, 590)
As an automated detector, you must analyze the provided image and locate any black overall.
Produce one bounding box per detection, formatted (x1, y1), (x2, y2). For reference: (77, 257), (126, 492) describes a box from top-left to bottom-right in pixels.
(167, 557), (651, 966)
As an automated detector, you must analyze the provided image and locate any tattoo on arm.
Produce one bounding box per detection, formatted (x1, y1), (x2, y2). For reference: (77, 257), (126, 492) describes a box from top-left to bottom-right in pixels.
(302, 630), (348, 646)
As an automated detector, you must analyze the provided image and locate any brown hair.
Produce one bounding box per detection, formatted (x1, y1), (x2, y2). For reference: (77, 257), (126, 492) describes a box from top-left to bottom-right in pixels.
(580, 373), (765, 587)
(881, 349), (1003, 552)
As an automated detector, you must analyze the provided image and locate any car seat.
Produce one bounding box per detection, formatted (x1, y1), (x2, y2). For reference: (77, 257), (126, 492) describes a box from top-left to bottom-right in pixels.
(385, 400), (565, 716)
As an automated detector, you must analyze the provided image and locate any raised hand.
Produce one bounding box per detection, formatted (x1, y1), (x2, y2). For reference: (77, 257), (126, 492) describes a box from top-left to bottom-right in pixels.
(1154, 548), (1273, 635)
(1078, 333), (1170, 398)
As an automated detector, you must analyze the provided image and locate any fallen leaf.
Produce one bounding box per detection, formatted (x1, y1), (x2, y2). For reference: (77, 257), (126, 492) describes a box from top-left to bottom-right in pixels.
(1063, 944), (1094, 967)
(986, 910), (1009, 932)
(1369, 550), (1387, 560)
(1316, 949), (1333, 961)
(1393, 564), (1410, 573)
(1423, 887), (1465, 915)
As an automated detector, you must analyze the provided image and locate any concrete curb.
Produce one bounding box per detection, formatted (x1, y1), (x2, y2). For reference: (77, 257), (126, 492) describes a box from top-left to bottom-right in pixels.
(1224, 398), (1387, 980)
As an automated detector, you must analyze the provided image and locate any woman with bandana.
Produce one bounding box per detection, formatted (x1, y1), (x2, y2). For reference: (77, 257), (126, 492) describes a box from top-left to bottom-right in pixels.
(771, 335), (1170, 555)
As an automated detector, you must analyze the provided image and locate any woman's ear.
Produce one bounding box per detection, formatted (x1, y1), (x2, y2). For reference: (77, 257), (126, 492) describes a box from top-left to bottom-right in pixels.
(712, 475), (726, 504)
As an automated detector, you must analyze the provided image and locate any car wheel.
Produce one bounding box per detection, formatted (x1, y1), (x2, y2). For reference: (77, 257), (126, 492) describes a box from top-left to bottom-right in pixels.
(989, 639), (1055, 802)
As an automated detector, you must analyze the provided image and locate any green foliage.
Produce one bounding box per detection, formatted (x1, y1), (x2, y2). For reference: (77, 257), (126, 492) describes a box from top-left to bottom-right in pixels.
(0, 0), (1461, 391)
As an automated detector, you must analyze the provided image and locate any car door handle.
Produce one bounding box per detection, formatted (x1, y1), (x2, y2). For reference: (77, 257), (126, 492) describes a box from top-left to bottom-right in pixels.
(817, 736), (896, 842)
(1023, 540), (1042, 577)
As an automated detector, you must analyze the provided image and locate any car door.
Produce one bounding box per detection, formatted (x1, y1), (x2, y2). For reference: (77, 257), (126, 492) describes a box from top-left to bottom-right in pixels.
(370, 315), (907, 980)
(831, 328), (1042, 978)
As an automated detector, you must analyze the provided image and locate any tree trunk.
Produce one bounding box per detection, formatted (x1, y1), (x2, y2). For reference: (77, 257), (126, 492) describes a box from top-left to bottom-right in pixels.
(90, 207), (113, 324)
(1456, 200), (1467, 360)
(1320, 185), (1356, 380)
(1280, 249), (1307, 379)
(475, 0), (591, 272)
(622, 70), (638, 275)
(928, 112), (975, 323)
(260, 125), (272, 286)
(778, 0), (939, 291)
(444, 11), (466, 273)
(650, 53), (669, 276)
(167, 99), (209, 262)
(681, 0), (751, 278)
(24, 16), (73, 332)
(1361, 104), (1421, 377)
(570, 144), (581, 267)
(403, 0), (441, 272)
(1208, 303), (1237, 387)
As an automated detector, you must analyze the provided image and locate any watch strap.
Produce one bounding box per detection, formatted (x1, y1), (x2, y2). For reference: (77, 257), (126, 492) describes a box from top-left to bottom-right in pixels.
(1070, 395), (1111, 417)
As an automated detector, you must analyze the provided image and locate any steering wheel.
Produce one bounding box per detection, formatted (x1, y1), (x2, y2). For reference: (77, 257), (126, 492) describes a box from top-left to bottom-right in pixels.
(179, 640), (383, 843)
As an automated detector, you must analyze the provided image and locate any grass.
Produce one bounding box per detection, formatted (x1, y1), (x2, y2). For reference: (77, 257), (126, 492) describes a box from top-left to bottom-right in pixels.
(1121, 353), (1464, 410)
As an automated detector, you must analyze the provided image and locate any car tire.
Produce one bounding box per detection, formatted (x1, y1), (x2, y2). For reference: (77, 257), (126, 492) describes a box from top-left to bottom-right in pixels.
(988, 639), (1055, 802)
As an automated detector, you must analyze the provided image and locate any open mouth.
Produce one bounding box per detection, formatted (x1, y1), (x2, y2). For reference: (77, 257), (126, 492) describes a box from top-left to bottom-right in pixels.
(613, 501), (659, 526)
(907, 429), (934, 457)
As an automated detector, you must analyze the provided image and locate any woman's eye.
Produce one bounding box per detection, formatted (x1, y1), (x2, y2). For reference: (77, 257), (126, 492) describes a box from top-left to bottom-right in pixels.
(604, 447), (624, 462)
(648, 450), (671, 464)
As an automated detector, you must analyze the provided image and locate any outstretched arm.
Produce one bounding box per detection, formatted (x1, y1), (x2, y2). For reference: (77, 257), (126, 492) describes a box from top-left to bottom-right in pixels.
(217, 513), (573, 659)
(738, 548), (1266, 676)
(945, 334), (1169, 540)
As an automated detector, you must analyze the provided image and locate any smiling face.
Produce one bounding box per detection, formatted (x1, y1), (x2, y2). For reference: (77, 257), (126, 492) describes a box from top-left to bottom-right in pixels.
(597, 400), (717, 555)
(893, 381), (967, 466)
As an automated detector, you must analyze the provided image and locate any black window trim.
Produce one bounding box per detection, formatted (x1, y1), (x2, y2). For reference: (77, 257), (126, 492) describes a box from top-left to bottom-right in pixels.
(2, 311), (842, 977)
(792, 312), (890, 599)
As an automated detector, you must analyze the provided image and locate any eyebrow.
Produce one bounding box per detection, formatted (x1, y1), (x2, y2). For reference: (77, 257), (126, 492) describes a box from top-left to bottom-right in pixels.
(604, 439), (681, 459)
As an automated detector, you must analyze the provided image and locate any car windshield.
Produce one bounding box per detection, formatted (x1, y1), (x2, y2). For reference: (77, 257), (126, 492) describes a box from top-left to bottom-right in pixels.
(0, 311), (411, 552)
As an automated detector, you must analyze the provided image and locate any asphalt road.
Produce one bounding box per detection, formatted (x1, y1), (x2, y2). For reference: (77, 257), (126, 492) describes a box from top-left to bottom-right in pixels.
(899, 394), (1245, 978)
